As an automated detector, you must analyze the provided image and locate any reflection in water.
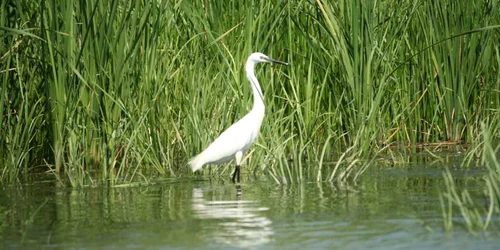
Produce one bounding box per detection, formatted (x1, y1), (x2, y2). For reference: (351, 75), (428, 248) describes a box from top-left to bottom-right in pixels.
(4, 162), (498, 249)
(192, 186), (273, 248)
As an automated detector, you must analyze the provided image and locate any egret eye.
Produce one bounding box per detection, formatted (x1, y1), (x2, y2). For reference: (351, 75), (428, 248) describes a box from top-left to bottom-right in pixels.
(260, 56), (266, 60)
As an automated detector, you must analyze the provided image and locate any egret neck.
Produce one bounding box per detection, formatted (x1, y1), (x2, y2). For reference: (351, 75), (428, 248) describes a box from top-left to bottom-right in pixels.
(245, 59), (265, 116)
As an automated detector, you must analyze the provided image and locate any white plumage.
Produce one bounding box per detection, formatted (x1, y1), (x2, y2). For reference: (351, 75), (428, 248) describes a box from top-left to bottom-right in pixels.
(189, 52), (288, 182)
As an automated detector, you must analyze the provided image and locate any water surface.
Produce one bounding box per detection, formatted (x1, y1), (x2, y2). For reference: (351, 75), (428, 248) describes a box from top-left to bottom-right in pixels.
(1, 163), (498, 249)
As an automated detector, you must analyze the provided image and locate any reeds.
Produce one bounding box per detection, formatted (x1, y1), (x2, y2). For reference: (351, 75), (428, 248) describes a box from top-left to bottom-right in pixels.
(1, 0), (499, 186)
(440, 122), (500, 232)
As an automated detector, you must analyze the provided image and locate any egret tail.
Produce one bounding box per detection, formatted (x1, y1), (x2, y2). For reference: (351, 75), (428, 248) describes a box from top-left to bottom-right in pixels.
(188, 155), (204, 172)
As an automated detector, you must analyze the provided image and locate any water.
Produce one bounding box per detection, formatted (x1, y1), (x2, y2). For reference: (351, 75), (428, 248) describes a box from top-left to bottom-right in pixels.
(1, 163), (499, 249)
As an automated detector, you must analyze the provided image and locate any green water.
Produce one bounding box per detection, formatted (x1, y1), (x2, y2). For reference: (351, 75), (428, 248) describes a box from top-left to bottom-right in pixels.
(1, 162), (499, 249)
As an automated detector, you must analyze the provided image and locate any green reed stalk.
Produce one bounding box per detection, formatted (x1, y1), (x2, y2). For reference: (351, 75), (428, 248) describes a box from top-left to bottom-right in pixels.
(440, 122), (500, 232)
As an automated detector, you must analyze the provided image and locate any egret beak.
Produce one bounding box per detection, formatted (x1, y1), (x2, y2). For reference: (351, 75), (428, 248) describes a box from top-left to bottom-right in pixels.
(266, 57), (289, 66)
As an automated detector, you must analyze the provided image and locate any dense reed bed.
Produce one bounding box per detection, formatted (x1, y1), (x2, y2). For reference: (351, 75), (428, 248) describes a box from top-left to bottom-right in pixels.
(1, 0), (499, 186)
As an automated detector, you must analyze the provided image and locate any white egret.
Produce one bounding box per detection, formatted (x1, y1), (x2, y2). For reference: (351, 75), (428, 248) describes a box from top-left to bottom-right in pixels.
(189, 52), (288, 183)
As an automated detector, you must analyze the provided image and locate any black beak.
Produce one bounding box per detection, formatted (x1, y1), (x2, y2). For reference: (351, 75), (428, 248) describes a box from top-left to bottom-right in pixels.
(267, 57), (289, 66)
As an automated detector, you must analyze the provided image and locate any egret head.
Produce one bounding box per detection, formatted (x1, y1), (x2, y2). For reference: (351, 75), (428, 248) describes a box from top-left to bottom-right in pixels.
(248, 52), (288, 66)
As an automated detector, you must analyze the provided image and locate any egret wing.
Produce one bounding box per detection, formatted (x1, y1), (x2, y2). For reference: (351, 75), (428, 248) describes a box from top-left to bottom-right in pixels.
(200, 117), (254, 165)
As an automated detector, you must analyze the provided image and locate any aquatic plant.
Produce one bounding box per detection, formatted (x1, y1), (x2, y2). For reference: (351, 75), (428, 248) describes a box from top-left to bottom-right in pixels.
(441, 122), (500, 233)
(1, 0), (499, 186)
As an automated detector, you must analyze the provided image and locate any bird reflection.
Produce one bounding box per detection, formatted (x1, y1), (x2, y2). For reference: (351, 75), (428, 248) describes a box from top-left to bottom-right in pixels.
(236, 185), (242, 199)
(192, 186), (273, 248)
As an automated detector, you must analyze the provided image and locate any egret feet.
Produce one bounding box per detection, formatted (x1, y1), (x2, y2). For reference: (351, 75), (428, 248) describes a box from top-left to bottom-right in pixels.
(232, 165), (241, 183)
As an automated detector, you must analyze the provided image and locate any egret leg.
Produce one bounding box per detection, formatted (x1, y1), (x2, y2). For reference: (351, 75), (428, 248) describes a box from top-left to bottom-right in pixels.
(233, 151), (243, 183)
(237, 166), (240, 183)
(232, 165), (241, 183)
